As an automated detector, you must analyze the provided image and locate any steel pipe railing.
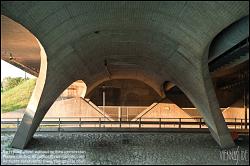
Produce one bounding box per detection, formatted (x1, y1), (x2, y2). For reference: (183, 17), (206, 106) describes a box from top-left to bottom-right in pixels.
(1, 117), (249, 130)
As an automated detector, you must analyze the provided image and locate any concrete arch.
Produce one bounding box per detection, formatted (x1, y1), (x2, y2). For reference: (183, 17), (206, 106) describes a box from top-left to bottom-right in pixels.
(162, 51), (235, 148)
(11, 40), (75, 149)
(2, 16), (78, 149)
(85, 70), (165, 98)
(160, 16), (249, 148)
(161, 17), (249, 148)
(86, 78), (162, 107)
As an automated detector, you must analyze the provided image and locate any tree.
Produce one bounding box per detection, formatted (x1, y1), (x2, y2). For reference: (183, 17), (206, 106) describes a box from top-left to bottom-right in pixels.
(1, 81), (3, 92)
(2, 77), (26, 91)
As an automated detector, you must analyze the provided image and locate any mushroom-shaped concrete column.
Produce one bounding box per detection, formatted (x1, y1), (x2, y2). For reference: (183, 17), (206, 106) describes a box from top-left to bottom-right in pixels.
(10, 42), (73, 149)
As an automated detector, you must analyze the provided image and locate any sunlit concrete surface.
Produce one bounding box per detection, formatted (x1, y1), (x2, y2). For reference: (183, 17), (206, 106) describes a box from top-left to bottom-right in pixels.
(1, 131), (249, 165)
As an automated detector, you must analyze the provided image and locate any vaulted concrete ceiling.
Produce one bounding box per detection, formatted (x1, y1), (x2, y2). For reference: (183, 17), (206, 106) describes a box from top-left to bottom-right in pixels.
(1, 1), (249, 96)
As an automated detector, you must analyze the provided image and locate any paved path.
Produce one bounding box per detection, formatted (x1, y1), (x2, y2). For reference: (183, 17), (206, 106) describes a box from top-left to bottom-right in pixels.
(1, 131), (249, 165)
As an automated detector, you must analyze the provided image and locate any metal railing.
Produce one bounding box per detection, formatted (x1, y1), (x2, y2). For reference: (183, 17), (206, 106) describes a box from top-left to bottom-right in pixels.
(1, 117), (249, 131)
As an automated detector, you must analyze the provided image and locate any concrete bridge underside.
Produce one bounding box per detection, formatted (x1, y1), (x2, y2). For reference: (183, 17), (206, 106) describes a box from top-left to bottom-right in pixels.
(1, 1), (249, 149)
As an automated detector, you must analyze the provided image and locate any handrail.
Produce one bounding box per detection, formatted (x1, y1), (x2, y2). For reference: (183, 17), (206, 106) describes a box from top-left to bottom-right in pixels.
(1, 117), (249, 121)
(1, 117), (249, 130)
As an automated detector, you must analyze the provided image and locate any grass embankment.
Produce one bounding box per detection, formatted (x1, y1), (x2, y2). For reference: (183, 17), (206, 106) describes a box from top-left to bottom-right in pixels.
(1, 79), (36, 113)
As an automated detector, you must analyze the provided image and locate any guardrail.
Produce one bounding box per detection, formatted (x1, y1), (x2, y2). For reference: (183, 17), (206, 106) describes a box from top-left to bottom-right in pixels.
(1, 117), (249, 131)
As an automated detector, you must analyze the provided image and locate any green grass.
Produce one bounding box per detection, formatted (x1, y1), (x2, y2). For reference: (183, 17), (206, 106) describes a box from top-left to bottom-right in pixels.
(1, 79), (36, 113)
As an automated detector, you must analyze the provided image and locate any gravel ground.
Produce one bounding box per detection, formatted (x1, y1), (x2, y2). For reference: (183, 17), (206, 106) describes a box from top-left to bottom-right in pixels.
(1, 131), (249, 165)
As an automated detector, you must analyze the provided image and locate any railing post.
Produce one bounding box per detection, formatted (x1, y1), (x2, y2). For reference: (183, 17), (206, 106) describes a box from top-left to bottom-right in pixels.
(99, 118), (101, 128)
(120, 118), (122, 128)
(179, 118), (181, 128)
(159, 118), (161, 128)
(199, 118), (202, 128)
(127, 107), (129, 122)
(58, 118), (61, 131)
(241, 119), (243, 129)
(235, 118), (237, 129)
(139, 118), (141, 128)
(17, 118), (19, 128)
(79, 117), (81, 127)
(243, 79), (248, 129)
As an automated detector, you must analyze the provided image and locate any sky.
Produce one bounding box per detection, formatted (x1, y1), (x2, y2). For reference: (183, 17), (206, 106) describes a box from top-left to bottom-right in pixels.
(1, 60), (36, 81)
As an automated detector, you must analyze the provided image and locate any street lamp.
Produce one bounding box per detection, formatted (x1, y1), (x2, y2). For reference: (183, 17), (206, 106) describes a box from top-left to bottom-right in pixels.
(102, 85), (106, 120)
(100, 85), (113, 121)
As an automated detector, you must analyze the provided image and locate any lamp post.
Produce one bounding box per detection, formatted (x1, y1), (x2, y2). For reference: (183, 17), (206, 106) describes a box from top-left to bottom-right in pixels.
(243, 72), (249, 129)
(100, 85), (114, 122)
